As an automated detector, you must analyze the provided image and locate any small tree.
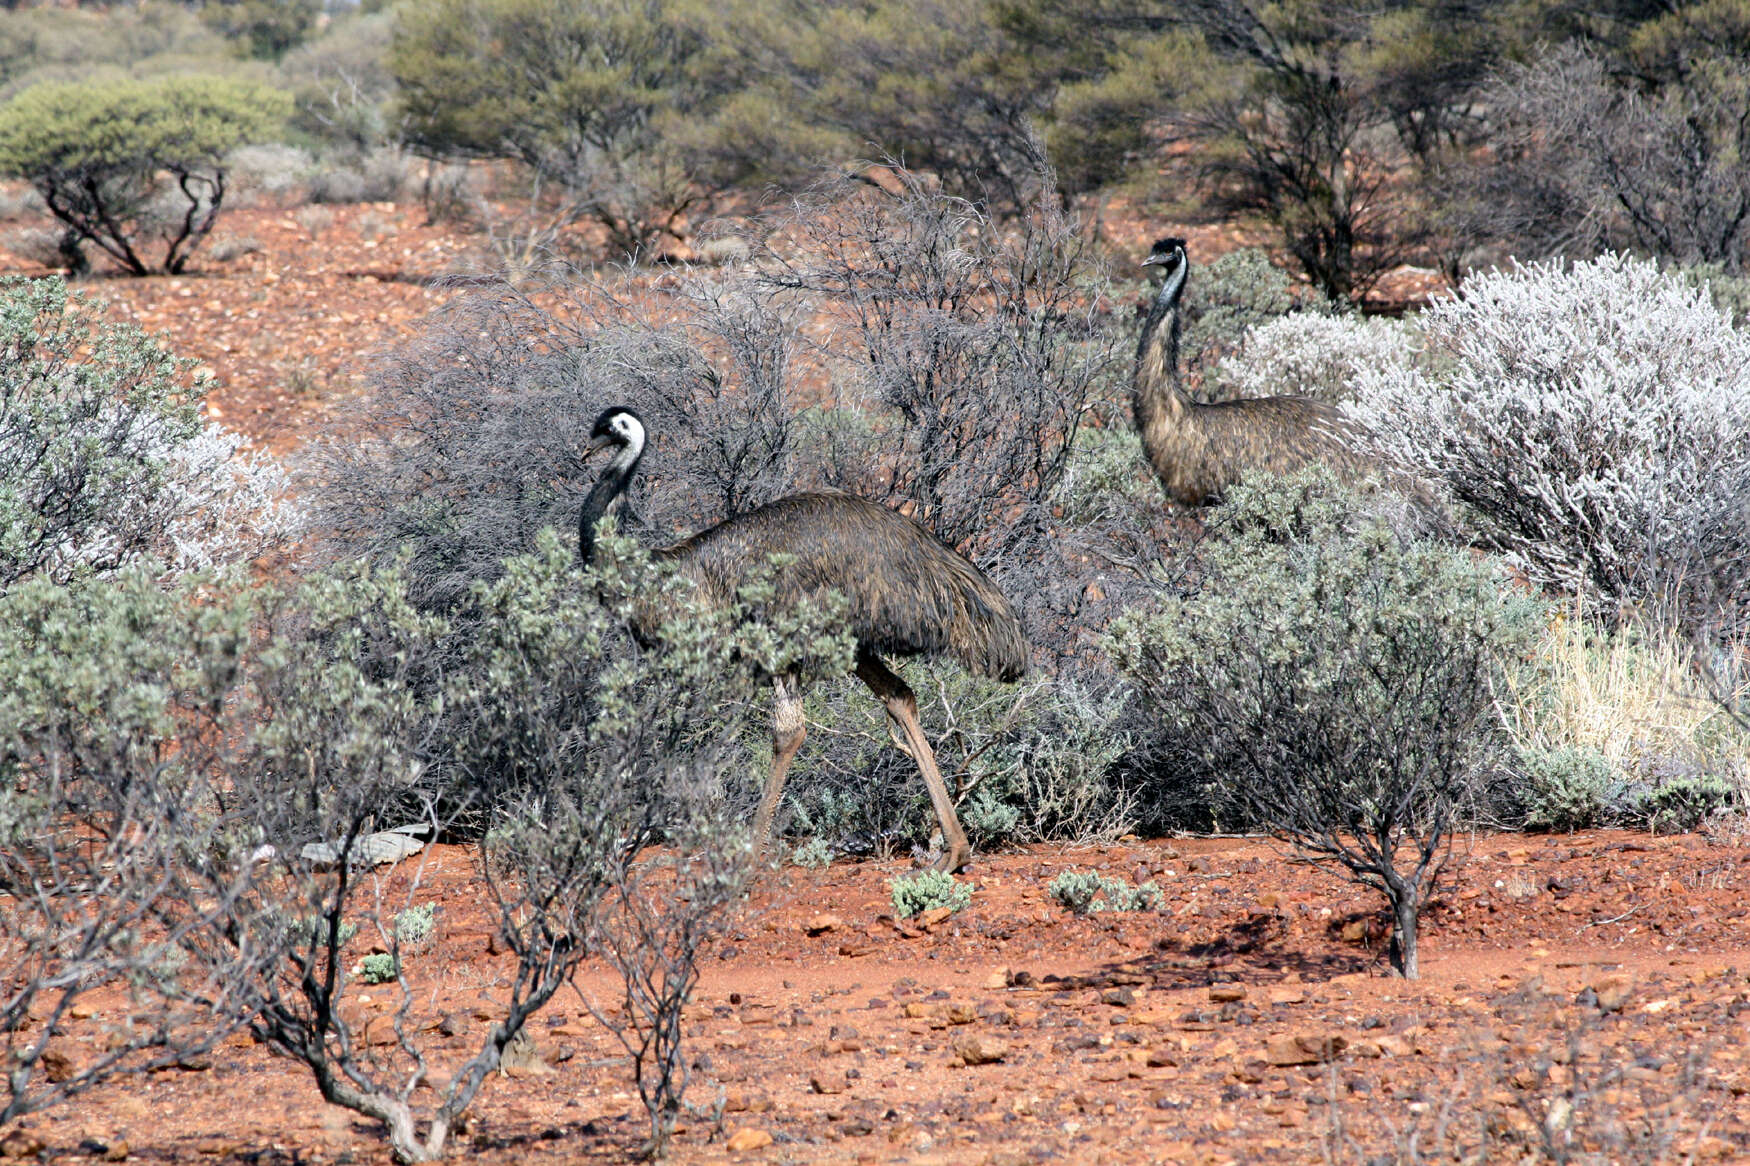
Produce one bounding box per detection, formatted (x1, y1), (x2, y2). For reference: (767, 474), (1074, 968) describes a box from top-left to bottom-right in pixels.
(1107, 470), (1532, 977)
(0, 76), (290, 275)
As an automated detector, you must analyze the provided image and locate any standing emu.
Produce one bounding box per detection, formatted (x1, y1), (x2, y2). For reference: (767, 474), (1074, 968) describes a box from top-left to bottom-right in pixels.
(579, 406), (1027, 873)
(1133, 237), (1372, 505)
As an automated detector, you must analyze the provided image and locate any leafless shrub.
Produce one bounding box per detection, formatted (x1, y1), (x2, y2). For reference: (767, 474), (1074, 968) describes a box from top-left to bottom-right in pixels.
(204, 233), (263, 263)
(1447, 44), (1750, 274)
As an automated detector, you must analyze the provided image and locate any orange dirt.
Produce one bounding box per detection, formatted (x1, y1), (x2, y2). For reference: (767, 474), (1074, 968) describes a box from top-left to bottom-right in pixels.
(13, 832), (1750, 1164)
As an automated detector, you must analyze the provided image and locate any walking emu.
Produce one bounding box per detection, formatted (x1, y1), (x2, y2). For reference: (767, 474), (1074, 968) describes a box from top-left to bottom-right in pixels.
(579, 406), (1027, 872)
(1133, 237), (1372, 505)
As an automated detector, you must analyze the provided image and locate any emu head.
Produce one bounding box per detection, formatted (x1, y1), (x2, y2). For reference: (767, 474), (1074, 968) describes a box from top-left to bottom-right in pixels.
(586, 406), (647, 461)
(1142, 237), (1189, 307)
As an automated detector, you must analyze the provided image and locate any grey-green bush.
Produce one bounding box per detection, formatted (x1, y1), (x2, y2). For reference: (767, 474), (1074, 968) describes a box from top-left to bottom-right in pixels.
(889, 870), (972, 918)
(1108, 469), (1534, 978)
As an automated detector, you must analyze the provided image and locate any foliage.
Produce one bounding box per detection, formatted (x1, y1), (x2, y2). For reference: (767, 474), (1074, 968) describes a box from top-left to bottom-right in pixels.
(1516, 746), (1633, 833)
(392, 903), (435, 950)
(1107, 469), (1534, 977)
(1640, 774), (1738, 835)
(1210, 310), (1408, 404)
(0, 75), (290, 274)
(0, 277), (292, 591)
(0, 3), (233, 94)
(1447, 37), (1750, 274)
(0, 566), (259, 1125)
(278, 9), (398, 153)
(1174, 246), (1297, 395)
(1500, 608), (1750, 832)
(1047, 869), (1161, 914)
(201, 0), (321, 61)
(1350, 253), (1750, 635)
(889, 869), (972, 919)
(390, 0), (754, 258)
(358, 953), (398, 984)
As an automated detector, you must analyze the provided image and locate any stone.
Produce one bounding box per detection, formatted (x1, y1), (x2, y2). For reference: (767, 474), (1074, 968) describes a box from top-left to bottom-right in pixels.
(724, 1127), (773, 1152)
(953, 1036), (1008, 1066)
(1208, 984), (1247, 1004)
(1590, 973), (1634, 1014)
(1264, 1034), (1347, 1066)
(917, 906), (954, 928)
(809, 1073), (846, 1095)
(0, 1134), (44, 1159)
(1267, 987), (1305, 1006)
(804, 914), (842, 936)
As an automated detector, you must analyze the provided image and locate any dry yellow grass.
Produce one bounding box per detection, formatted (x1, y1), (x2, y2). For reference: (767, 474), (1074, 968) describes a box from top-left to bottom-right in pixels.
(1500, 607), (1749, 789)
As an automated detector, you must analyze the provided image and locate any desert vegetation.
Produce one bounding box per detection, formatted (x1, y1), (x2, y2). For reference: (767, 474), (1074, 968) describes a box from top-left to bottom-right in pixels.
(1, 0), (1748, 1161)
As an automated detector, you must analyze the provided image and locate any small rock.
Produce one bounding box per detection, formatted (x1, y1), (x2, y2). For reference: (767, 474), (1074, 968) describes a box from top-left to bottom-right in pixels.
(1208, 984), (1247, 1004)
(103, 1140), (130, 1162)
(809, 1073), (846, 1095)
(724, 1127), (773, 1152)
(1264, 1033), (1347, 1066)
(804, 914), (842, 936)
(1101, 987), (1136, 1007)
(1339, 920), (1368, 943)
(1267, 987), (1305, 1006)
(0, 1134), (43, 1159)
(917, 906), (954, 927)
(985, 968), (1011, 991)
(1590, 973), (1634, 1014)
(39, 1048), (74, 1083)
(1375, 1034), (1415, 1057)
(953, 1036), (1008, 1066)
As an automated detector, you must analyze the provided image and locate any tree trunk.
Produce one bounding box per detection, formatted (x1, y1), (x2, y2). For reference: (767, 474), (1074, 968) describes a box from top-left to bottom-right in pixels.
(1387, 889), (1419, 979)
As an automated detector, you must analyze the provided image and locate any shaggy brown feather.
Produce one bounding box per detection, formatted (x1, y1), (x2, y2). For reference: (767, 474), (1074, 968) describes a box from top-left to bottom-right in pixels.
(1133, 238), (1373, 506)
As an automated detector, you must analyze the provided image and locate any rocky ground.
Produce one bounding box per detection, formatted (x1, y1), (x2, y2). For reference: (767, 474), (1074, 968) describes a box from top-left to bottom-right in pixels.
(9, 830), (1750, 1165)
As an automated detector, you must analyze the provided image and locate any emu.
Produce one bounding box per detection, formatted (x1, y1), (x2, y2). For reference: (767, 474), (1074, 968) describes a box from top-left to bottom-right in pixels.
(1133, 237), (1373, 506)
(579, 406), (1027, 873)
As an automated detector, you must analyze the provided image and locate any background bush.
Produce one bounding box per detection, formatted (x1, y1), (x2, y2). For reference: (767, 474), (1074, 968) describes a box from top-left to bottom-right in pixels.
(0, 75), (290, 275)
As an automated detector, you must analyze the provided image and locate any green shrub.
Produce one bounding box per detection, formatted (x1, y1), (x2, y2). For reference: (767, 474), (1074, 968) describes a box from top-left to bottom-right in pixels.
(1047, 870), (1161, 915)
(789, 836), (834, 869)
(392, 903), (436, 950)
(1637, 774), (1737, 834)
(1108, 469), (1535, 977)
(1518, 746), (1632, 832)
(0, 278), (290, 591)
(358, 952), (398, 984)
(0, 75), (290, 274)
(889, 870), (972, 919)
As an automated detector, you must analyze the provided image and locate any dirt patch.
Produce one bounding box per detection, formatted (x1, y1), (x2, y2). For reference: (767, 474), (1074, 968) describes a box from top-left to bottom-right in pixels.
(15, 830), (1749, 1164)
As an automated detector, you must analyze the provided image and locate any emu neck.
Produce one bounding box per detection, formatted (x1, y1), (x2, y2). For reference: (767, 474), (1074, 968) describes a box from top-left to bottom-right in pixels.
(578, 445), (642, 565)
(1133, 284), (1189, 433)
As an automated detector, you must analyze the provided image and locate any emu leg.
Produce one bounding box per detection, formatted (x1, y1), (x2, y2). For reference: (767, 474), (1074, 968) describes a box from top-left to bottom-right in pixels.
(753, 674), (807, 857)
(855, 649), (971, 873)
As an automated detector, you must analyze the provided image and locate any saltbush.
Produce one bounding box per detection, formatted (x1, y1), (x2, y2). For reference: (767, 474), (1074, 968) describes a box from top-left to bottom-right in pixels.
(1047, 870), (1161, 915)
(889, 870), (972, 919)
(0, 277), (293, 590)
(1108, 469), (1535, 976)
(1517, 746), (1632, 832)
(1350, 253), (1750, 631)
(1212, 311), (1408, 404)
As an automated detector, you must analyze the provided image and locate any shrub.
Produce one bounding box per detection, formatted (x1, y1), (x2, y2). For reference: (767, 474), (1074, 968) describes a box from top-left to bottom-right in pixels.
(0, 76), (290, 275)
(392, 904), (436, 950)
(1500, 608), (1750, 830)
(1048, 870), (1160, 914)
(1349, 253), (1750, 632)
(1517, 746), (1633, 833)
(0, 277), (293, 591)
(1108, 469), (1534, 977)
(889, 870), (972, 918)
(359, 953), (398, 984)
(1211, 311), (1409, 404)
(1639, 774), (1737, 834)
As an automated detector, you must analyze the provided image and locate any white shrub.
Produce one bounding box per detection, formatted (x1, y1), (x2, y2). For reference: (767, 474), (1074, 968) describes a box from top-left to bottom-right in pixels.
(1212, 311), (1410, 403)
(1348, 253), (1750, 620)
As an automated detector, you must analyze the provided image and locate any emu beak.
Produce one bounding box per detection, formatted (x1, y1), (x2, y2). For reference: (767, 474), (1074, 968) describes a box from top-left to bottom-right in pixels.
(582, 432), (614, 458)
(1141, 253), (1165, 267)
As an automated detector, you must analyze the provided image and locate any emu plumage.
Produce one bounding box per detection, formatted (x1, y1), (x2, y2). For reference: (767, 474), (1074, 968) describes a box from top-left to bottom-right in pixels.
(1133, 237), (1372, 506)
(579, 407), (1026, 872)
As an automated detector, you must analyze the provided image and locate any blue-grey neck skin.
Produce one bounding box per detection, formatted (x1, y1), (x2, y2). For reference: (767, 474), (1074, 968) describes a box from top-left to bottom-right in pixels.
(1137, 254), (1187, 374)
(578, 440), (643, 566)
